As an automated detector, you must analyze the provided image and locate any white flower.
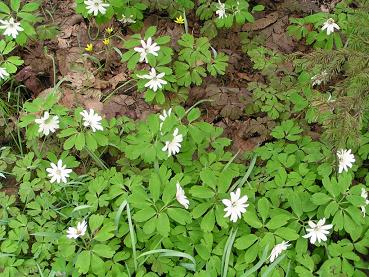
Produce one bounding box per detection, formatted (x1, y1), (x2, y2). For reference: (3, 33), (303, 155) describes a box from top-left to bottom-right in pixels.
(176, 182), (189, 209)
(120, 14), (136, 24)
(337, 149), (355, 173)
(134, 37), (160, 63)
(0, 67), (9, 80)
(162, 128), (183, 156)
(66, 220), (87, 239)
(84, 0), (109, 16)
(269, 241), (290, 263)
(35, 112), (59, 136)
(159, 108), (172, 131)
(360, 188), (369, 217)
(80, 109), (103, 132)
(303, 218), (333, 244)
(222, 188), (249, 223)
(311, 70), (328, 86)
(321, 18), (340, 35)
(0, 17), (23, 39)
(138, 68), (167, 92)
(46, 160), (72, 184)
(216, 1), (227, 19)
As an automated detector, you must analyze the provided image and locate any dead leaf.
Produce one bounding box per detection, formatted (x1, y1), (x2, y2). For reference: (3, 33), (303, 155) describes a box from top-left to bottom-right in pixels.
(242, 12), (279, 31)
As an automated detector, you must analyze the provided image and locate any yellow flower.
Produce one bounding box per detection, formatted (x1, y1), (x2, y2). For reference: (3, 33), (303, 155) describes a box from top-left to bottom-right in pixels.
(103, 38), (110, 45)
(174, 15), (185, 24)
(85, 43), (93, 52)
(105, 27), (113, 34)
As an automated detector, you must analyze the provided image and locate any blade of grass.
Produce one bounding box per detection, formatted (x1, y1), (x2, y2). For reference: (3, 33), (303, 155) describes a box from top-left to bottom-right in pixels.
(229, 154), (257, 192)
(221, 227), (238, 277)
(222, 150), (240, 173)
(240, 243), (270, 277)
(72, 205), (92, 214)
(137, 249), (196, 271)
(126, 203), (137, 271)
(114, 200), (127, 235)
(261, 254), (286, 277)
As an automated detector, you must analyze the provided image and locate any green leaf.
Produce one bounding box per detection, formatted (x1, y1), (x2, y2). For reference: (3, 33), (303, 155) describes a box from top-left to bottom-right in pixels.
(134, 207), (156, 222)
(266, 214), (291, 230)
(311, 193), (332, 205)
(187, 108), (201, 123)
(10, 0), (20, 11)
(190, 186), (214, 199)
(275, 227), (299, 240)
(234, 234), (258, 250)
(149, 173), (161, 201)
(144, 26), (157, 39)
(0, 2), (10, 14)
(257, 198), (270, 222)
(157, 213), (170, 237)
(243, 211), (263, 228)
(89, 214), (104, 234)
(201, 209), (215, 232)
(167, 208), (191, 225)
(92, 244), (114, 258)
(75, 132), (85, 151)
(21, 2), (39, 12)
(76, 250), (91, 274)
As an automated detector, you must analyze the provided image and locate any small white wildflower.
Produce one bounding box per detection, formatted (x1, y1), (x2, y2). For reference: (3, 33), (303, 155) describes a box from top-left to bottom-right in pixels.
(360, 188), (369, 217)
(216, 1), (227, 19)
(80, 109), (103, 132)
(222, 188), (249, 223)
(35, 112), (59, 136)
(66, 220), (87, 239)
(138, 68), (167, 92)
(176, 182), (189, 209)
(269, 241), (290, 263)
(337, 149), (355, 173)
(134, 37), (160, 63)
(159, 108), (172, 131)
(0, 17), (23, 39)
(311, 71), (328, 86)
(0, 67), (9, 80)
(322, 18), (340, 35)
(303, 218), (333, 245)
(120, 14), (136, 24)
(84, 0), (109, 16)
(46, 160), (72, 184)
(162, 128), (183, 156)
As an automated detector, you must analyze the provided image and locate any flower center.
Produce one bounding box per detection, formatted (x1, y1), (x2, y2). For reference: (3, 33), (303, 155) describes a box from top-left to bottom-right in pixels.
(327, 18), (335, 24)
(56, 169), (62, 176)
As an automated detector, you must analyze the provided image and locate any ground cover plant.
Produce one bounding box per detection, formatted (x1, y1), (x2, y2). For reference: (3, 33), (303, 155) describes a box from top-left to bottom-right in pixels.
(0, 0), (369, 276)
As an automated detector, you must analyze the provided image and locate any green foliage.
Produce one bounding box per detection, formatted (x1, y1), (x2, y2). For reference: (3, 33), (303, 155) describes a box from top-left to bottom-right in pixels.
(0, 0), (42, 45)
(0, 40), (23, 84)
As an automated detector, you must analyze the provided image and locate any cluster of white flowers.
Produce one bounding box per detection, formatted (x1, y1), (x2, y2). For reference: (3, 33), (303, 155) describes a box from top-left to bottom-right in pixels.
(159, 108), (172, 131)
(337, 149), (355, 173)
(162, 128), (183, 156)
(321, 18), (340, 35)
(0, 17), (23, 39)
(215, 1), (227, 19)
(35, 112), (60, 136)
(303, 218), (333, 244)
(46, 160), (72, 184)
(311, 70), (328, 86)
(80, 109), (104, 132)
(138, 68), (167, 92)
(134, 37), (160, 64)
(0, 67), (10, 80)
(222, 188), (249, 223)
(67, 220), (87, 239)
(84, 0), (109, 16)
(360, 188), (369, 217)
